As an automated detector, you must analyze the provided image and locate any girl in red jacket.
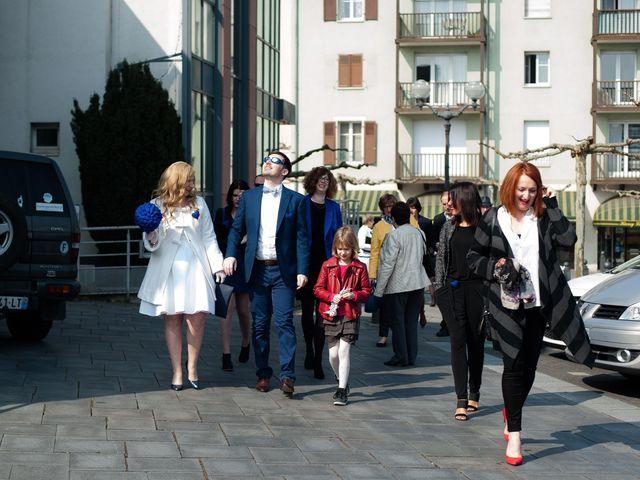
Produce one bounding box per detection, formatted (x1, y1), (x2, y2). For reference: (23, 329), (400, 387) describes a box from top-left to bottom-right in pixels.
(314, 226), (372, 405)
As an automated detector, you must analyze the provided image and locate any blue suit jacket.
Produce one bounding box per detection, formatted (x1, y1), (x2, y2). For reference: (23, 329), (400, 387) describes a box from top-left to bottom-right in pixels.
(303, 196), (343, 260)
(226, 185), (309, 289)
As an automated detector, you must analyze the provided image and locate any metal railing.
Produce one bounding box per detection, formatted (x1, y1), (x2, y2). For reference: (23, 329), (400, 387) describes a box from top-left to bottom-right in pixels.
(593, 153), (640, 181)
(399, 152), (481, 179)
(597, 9), (640, 34)
(399, 11), (482, 39)
(596, 80), (640, 106)
(398, 81), (469, 108)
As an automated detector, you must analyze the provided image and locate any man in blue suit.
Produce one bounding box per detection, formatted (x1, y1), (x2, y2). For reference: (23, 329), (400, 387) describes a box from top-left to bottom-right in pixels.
(223, 151), (309, 396)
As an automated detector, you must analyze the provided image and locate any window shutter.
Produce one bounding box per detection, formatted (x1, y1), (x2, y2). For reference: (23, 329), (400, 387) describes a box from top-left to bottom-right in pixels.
(363, 121), (377, 165)
(324, 122), (336, 165)
(324, 0), (336, 21)
(351, 55), (363, 87)
(338, 55), (350, 87)
(365, 0), (378, 20)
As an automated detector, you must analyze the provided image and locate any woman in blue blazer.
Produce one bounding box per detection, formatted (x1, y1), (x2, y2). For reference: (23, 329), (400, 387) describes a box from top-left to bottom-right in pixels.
(300, 167), (343, 379)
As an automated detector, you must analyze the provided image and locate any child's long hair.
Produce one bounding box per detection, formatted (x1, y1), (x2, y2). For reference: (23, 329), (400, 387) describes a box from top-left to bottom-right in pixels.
(331, 226), (359, 260)
(153, 161), (197, 219)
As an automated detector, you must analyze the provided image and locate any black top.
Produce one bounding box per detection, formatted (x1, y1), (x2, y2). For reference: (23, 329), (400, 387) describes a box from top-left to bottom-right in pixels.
(309, 200), (327, 276)
(447, 225), (478, 281)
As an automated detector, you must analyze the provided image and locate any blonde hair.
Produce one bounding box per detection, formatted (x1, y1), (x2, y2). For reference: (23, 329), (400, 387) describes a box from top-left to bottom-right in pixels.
(153, 161), (197, 218)
(331, 226), (359, 260)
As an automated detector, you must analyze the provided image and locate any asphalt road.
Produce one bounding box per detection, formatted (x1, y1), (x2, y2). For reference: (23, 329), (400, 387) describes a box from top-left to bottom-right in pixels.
(537, 345), (640, 408)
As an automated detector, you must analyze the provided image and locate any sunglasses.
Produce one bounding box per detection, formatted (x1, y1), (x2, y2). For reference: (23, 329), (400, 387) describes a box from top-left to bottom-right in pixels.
(262, 156), (286, 166)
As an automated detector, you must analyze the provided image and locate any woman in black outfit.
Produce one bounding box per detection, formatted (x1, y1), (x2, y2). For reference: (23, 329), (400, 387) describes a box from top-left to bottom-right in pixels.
(433, 182), (485, 422)
(467, 162), (594, 466)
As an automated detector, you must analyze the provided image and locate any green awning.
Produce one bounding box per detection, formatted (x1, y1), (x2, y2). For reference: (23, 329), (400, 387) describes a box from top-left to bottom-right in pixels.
(417, 194), (445, 220)
(555, 191), (576, 222)
(339, 190), (397, 215)
(593, 196), (640, 227)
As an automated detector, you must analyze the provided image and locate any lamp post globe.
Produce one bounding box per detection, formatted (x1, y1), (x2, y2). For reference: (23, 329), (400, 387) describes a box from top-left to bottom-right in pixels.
(412, 79), (430, 107)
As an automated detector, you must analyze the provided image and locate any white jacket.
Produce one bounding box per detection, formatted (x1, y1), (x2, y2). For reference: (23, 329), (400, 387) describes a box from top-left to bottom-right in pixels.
(137, 196), (224, 306)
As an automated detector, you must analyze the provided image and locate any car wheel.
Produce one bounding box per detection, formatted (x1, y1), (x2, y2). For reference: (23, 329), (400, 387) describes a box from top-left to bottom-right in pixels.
(0, 195), (27, 271)
(6, 311), (54, 341)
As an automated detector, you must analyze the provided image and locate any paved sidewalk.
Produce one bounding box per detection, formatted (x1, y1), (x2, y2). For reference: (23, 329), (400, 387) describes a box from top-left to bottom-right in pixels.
(0, 299), (639, 479)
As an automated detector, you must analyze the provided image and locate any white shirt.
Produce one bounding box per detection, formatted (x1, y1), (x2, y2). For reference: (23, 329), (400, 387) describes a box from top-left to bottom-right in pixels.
(358, 224), (372, 256)
(497, 206), (541, 307)
(257, 187), (281, 260)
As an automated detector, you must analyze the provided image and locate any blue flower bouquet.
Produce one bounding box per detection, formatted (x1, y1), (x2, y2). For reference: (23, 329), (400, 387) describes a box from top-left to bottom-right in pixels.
(134, 202), (162, 233)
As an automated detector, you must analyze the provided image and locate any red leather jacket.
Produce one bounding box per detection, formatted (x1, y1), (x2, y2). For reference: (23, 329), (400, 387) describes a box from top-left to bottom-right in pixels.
(313, 257), (372, 321)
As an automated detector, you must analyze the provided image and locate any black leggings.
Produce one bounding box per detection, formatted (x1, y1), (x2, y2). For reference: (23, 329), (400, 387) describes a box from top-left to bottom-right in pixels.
(299, 284), (325, 364)
(502, 307), (546, 432)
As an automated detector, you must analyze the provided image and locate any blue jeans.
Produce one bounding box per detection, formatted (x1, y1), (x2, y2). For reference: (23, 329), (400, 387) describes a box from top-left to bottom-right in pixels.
(249, 263), (297, 381)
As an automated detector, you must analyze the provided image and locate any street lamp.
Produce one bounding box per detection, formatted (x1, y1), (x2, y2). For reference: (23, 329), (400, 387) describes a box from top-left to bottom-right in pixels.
(411, 79), (485, 190)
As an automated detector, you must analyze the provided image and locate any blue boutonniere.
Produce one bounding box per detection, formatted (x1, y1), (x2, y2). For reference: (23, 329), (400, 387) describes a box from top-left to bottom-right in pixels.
(192, 209), (200, 220)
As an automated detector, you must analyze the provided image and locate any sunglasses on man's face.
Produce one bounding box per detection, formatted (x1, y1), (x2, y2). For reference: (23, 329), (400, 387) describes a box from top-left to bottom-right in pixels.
(262, 156), (285, 166)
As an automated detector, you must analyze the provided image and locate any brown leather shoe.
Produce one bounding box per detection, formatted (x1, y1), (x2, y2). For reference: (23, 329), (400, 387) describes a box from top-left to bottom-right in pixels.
(256, 377), (270, 392)
(280, 377), (295, 396)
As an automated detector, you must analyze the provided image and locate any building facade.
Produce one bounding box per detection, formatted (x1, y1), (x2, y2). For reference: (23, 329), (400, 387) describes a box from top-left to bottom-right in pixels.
(293, 0), (640, 271)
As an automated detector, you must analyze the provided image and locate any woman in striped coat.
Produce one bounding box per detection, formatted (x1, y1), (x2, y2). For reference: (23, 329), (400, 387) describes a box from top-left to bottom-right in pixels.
(467, 162), (594, 466)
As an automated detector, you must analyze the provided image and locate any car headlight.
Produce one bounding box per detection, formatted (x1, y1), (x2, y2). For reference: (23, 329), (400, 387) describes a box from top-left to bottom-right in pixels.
(579, 302), (598, 318)
(619, 301), (640, 321)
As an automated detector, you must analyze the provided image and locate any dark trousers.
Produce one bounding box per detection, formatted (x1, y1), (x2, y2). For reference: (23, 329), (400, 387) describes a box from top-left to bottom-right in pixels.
(445, 281), (486, 402)
(502, 307), (546, 432)
(385, 289), (423, 365)
(299, 285), (325, 366)
(374, 301), (390, 338)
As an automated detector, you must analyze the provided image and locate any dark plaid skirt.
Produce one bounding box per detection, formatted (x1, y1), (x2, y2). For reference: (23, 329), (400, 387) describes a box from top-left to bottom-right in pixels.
(324, 316), (360, 347)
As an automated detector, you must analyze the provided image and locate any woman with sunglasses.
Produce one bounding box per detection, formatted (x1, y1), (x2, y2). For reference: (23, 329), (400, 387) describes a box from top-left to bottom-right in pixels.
(299, 167), (343, 379)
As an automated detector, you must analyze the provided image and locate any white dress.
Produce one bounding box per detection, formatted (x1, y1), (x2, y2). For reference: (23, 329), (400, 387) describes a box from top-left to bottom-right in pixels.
(139, 207), (217, 316)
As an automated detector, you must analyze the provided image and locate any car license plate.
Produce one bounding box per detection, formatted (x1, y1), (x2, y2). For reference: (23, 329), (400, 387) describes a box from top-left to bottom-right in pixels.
(0, 296), (29, 310)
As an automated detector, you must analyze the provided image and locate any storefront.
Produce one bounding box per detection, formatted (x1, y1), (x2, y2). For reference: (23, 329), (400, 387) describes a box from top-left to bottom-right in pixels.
(594, 196), (640, 268)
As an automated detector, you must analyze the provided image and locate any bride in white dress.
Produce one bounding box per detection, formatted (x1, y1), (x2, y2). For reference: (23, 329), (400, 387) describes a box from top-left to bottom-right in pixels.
(138, 161), (225, 391)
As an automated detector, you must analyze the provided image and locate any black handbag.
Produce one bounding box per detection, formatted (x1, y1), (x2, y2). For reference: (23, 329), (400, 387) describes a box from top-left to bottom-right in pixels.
(214, 282), (234, 318)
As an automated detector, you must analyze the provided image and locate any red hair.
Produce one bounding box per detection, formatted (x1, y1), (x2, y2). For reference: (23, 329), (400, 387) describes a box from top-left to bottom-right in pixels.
(499, 162), (544, 218)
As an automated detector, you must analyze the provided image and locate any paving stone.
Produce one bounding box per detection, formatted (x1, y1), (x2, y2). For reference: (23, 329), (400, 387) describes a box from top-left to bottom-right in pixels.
(126, 440), (181, 457)
(201, 458), (262, 476)
(70, 472), (148, 480)
(69, 452), (126, 470)
(7, 464), (69, 480)
(0, 434), (54, 452)
(54, 439), (124, 453)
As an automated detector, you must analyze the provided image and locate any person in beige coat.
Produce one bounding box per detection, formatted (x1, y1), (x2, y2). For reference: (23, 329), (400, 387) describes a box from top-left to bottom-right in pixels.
(138, 161), (225, 391)
(374, 202), (430, 367)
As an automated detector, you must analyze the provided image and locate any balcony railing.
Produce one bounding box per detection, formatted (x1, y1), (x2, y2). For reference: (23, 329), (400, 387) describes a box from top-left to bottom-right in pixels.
(399, 12), (482, 39)
(398, 81), (469, 108)
(597, 9), (640, 35)
(596, 80), (640, 107)
(593, 153), (640, 181)
(399, 153), (481, 180)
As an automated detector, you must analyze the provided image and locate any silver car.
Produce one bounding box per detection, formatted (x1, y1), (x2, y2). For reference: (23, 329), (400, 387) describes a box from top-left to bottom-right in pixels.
(566, 268), (640, 377)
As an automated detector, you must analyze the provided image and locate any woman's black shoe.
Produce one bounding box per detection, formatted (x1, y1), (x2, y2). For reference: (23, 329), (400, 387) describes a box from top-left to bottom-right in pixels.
(222, 353), (233, 372)
(238, 344), (250, 363)
(187, 379), (200, 390)
(170, 384), (183, 391)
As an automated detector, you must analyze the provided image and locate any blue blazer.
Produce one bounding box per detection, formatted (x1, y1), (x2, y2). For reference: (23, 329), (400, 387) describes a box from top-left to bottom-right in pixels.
(303, 196), (343, 260)
(226, 185), (309, 289)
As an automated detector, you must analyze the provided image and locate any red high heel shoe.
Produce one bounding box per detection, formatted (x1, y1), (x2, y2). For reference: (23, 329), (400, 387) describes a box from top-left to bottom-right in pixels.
(505, 454), (523, 466)
(502, 407), (509, 442)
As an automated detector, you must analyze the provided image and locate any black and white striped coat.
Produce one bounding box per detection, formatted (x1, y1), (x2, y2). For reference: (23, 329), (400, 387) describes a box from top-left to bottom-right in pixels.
(466, 197), (595, 369)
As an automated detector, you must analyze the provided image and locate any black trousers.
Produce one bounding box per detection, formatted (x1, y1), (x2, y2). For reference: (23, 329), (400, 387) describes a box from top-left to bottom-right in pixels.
(374, 303), (390, 338)
(443, 280), (485, 402)
(385, 289), (423, 365)
(502, 307), (546, 432)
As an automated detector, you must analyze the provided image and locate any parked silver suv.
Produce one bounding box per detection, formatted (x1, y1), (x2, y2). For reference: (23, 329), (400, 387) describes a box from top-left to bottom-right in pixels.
(0, 151), (80, 340)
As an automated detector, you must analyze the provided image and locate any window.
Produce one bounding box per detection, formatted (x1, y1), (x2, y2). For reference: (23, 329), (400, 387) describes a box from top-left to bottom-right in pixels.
(601, 0), (636, 10)
(524, 52), (549, 85)
(524, 121), (551, 167)
(31, 123), (59, 156)
(339, 0), (363, 20)
(525, 0), (551, 18)
(324, 0), (377, 21)
(338, 54), (363, 88)
(323, 121), (377, 165)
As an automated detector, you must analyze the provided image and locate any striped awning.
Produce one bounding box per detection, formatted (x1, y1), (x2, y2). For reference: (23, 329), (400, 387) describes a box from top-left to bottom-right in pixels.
(339, 190), (398, 215)
(593, 196), (640, 227)
(417, 194), (445, 220)
(555, 191), (576, 222)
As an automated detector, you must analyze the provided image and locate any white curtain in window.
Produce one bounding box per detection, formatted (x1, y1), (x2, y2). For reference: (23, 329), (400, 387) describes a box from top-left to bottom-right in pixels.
(525, 0), (551, 18)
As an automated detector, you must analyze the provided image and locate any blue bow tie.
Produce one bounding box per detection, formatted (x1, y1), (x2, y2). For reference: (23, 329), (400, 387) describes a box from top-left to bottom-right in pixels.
(263, 185), (282, 196)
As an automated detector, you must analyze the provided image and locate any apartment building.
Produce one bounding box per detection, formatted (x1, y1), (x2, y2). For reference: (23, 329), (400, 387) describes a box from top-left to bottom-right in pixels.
(294, 0), (640, 270)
